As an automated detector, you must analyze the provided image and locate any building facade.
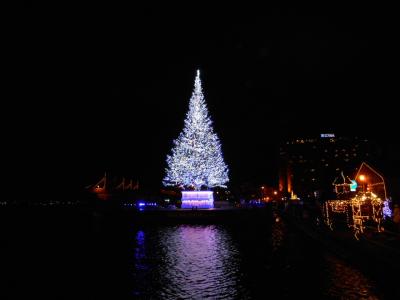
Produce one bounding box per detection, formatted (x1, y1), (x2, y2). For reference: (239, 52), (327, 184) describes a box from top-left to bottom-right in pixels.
(279, 134), (378, 200)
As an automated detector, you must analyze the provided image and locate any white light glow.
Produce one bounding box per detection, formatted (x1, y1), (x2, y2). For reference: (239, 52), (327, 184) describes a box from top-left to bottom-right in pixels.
(163, 70), (229, 190)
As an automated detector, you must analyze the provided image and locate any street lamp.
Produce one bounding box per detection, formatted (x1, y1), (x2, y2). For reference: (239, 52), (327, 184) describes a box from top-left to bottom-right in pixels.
(358, 174), (366, 192)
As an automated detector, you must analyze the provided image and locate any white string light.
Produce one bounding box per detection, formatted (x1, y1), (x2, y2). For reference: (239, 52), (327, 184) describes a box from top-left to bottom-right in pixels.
(163, 70), (229, 190)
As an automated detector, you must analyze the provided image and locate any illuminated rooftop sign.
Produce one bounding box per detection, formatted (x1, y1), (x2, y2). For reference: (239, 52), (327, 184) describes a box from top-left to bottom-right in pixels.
(320, 133), (335, 138)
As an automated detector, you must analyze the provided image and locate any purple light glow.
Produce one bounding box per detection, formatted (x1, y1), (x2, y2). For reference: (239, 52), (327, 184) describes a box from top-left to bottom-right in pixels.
(181, 191), (214, 209)
(383, 199), (392, 219)
(156, 225), (240, 298)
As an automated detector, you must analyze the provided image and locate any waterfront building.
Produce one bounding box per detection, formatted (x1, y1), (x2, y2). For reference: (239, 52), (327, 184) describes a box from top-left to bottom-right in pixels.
(279, 133), (379, 199)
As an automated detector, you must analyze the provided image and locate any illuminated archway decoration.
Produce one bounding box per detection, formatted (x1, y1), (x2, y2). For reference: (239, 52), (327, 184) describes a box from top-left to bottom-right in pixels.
(324, 163), (388, 239)
(355, 162), (387, 200)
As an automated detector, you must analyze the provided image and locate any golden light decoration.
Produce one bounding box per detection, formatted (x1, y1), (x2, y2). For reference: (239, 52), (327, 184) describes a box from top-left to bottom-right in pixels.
(323, 192), (384, 240)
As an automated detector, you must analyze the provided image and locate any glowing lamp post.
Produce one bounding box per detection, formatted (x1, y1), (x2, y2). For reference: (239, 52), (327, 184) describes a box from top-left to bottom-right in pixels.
(358, 174), (366, 192)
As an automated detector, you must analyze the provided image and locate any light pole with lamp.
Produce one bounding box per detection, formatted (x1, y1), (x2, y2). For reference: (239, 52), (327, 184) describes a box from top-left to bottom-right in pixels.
(359, 174), (366, 193)
(260, 186), (265, 201)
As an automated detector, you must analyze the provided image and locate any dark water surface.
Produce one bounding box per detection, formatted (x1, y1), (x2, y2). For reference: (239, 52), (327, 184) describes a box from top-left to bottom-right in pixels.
(1, 208), (391, 299)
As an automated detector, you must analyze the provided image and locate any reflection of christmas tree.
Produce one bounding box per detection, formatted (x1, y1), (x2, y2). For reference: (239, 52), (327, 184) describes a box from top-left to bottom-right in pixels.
(163, 70), (229, 191)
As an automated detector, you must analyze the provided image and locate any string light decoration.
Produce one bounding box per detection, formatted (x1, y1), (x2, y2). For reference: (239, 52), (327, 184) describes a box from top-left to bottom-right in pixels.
(324, 163), (389, 239)
(355, 162), (387, 200)
(323, 201), (334, 230)
(324, 172), (353, 231)
(323, 200), (351, 231)
(323, 192), (384, 240)
(383, 199), (392, 219)
(163, 70), (229, 208)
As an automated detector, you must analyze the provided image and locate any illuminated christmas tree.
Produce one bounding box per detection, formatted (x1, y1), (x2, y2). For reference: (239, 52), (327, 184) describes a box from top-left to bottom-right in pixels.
(163, 70), (229, 208)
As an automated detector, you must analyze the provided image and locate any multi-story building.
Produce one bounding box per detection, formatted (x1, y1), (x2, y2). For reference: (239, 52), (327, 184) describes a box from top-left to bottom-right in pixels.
(279, 133), (378, 200)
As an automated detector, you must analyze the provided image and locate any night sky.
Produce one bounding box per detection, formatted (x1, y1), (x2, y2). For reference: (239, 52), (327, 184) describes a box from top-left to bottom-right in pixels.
(7, 3), (398, 198)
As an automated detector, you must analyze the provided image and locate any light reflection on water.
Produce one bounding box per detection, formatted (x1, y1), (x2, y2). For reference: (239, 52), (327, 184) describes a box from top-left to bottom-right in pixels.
(323, 254), (380, 299)
(131, 223), (381, 299)
(3, 209), (389, 298)
(133, 225), (247, 299)
(134, 230), (147, 271)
